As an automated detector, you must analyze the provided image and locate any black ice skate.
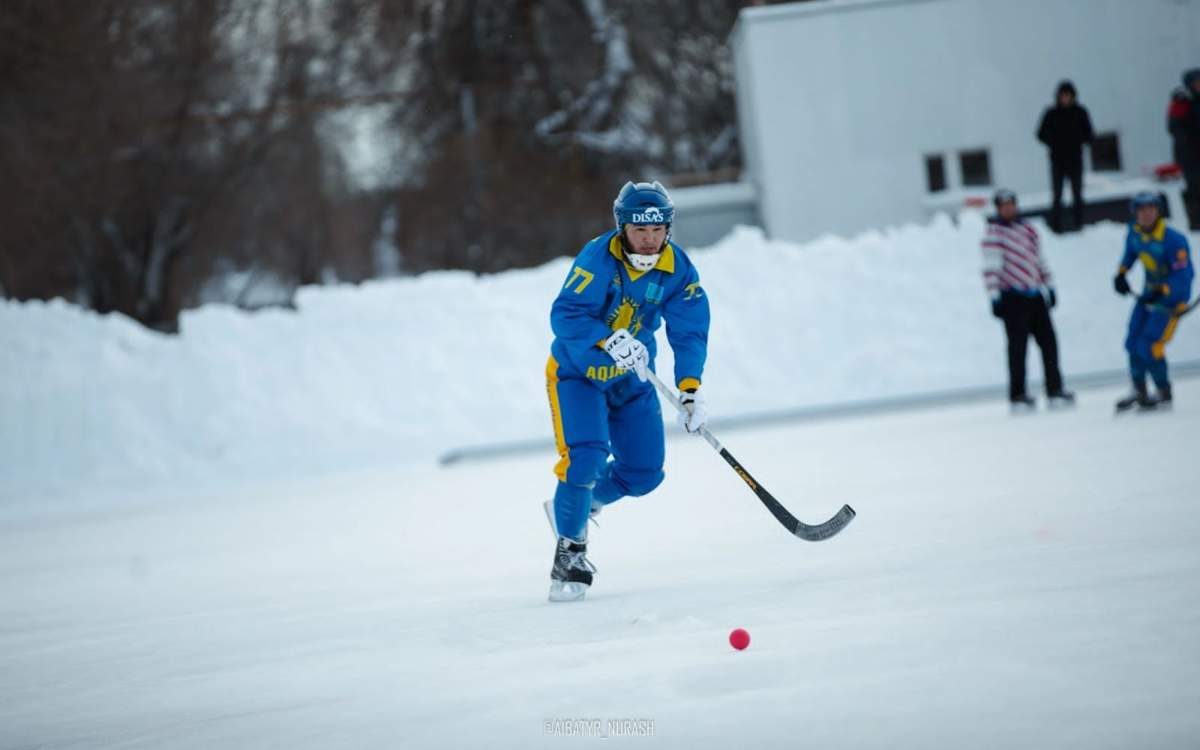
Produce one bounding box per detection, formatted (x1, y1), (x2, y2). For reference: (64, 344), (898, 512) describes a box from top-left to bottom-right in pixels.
(1046, 390), (1076, 408)
(1009, 394), (1036, 413)
(549, 536), (596, 603)
(1139, 384), (1173, 411)
(1115, 384), (1154, 412)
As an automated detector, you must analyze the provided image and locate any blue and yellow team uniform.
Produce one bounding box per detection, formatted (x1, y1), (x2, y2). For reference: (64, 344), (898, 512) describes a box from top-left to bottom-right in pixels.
(1118, 219), (1194, 389)
(547, 230), (710, 540)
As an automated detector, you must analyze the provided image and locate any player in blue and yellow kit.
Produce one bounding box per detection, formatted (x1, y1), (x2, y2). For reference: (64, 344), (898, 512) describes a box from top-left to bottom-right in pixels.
(544, 181), (711, 602)
(1112, 192), (1194, 411)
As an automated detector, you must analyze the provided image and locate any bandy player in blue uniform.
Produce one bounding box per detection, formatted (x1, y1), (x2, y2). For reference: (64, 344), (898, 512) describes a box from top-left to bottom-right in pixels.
(1112, 192), (1194, 410)
(544, 181), (711, 602)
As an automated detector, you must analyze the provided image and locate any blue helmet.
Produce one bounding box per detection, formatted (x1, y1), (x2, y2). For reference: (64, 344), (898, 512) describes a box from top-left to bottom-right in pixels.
(1130, 191), (1163, 215)
(613, 181), (674, 231)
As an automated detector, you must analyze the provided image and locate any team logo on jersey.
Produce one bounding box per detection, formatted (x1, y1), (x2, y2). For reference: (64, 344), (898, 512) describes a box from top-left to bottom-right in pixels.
(607, 297), (643, 336)
(631, 207), (664, 224)
(1173, 249), (1189, 270)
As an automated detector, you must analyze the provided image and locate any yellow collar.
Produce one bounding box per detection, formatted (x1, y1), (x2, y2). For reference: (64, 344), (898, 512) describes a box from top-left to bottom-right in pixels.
(608, 235), (675, 279)
(1137, 219), (1166, 242)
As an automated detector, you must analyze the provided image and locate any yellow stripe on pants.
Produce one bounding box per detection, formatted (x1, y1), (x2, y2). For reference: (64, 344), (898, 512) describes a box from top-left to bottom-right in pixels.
(545, 356), (570, 482)
(1151, 315), (1181, 360)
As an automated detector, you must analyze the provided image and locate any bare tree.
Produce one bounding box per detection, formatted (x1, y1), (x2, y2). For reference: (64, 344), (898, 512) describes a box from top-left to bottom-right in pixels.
(0, 0), (776, 328)
(361, 0), (754, 274)
(0, 0), (379, 328)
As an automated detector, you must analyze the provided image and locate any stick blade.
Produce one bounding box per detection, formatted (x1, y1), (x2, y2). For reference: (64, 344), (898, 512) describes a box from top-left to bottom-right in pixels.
(791, 504), (856, 542)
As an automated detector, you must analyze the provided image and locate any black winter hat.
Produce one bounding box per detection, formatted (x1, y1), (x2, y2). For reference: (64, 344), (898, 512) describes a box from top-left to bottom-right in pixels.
(1185, 69), (1200, 88)
(1056, 80), (1077, 99)
(993, 188), (1017, 207)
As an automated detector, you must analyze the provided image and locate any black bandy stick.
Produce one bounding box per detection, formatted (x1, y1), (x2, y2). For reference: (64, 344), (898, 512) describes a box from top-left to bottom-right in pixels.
(647, 370), (856, 542)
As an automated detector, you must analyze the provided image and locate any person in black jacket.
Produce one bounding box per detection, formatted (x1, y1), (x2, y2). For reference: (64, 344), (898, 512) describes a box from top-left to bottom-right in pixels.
(1037, 80), (1094, 233)
(1169, 69), (1200, 229)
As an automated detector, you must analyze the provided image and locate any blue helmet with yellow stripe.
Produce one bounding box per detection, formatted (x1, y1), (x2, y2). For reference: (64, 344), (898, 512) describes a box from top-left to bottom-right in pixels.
(1130, 191), (1163, 215)
(613, 181), (674, 231)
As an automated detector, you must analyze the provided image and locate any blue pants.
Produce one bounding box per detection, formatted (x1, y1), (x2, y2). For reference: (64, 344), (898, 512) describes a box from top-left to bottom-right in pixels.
(1125, 303), (1181, 390)
(546, 357), (665, 540)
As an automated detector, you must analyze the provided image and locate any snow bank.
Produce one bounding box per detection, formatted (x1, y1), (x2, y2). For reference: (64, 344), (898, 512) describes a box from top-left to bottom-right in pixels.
(2, 215), (1196, 494)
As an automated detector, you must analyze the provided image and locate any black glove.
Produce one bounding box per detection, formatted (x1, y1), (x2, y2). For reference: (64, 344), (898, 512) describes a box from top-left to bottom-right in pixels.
(1047, 287), (1057, 309)
(1140, 285), (1165, 304)
(990, 296), (1004, 319)
(1113, 273), (1131, 295)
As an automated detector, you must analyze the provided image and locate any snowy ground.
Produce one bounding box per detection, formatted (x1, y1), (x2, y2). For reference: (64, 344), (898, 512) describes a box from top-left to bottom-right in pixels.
(3, 214), (1198, 747)
(4, 215), (1198, 494)
(3, 379), (1198, 749)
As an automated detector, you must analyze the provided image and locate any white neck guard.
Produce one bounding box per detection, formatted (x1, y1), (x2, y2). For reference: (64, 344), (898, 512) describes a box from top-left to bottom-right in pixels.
(626, 251), (660, 272)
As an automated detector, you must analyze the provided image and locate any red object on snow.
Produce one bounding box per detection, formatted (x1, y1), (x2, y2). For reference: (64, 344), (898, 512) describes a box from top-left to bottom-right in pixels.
(729, 628), (751, 650)
(963, 196), (989, 208)
(1153, 163), (1182, 180)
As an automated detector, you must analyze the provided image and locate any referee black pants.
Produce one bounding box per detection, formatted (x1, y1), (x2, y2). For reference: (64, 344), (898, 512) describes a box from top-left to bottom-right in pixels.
(1000, 292), (1063, 400)
(1049, 160), (1084, 232)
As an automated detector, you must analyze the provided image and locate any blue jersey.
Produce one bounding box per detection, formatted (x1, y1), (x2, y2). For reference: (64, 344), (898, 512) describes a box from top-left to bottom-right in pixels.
(550, 230), (710, 390)
(1119, 219), (1194, 308)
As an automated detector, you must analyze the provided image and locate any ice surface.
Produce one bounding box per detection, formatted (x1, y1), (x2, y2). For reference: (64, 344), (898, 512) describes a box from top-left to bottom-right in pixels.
(1, 382), (1198, 748)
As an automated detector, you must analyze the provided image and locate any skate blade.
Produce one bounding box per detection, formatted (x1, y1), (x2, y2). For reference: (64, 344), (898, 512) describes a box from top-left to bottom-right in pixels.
(1047, 398), (1076, 410)
(1136, 402), (1170, 413)
(548, 580), (589, 602)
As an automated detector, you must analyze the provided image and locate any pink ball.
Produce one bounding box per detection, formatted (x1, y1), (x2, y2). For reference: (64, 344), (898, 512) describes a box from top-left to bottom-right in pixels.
(729, 628), (751, 650)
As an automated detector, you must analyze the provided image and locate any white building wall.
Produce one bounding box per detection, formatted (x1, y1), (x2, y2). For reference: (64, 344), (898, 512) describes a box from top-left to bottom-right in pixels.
(731, 0), (1200, 242)
(669, 182), (759, 249)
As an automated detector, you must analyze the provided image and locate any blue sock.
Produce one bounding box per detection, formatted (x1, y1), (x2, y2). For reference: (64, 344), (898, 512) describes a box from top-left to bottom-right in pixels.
(1129, 354), (1147, 390)
(1148, 358), (1169, 391)
(553, 481), (593, 541)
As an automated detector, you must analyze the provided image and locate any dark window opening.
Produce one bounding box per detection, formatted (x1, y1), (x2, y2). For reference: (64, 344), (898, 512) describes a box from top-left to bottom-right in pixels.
(959, 149), (992, 187)
(925, 154), (946, 193)
(1092, 132), (1121, 172)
